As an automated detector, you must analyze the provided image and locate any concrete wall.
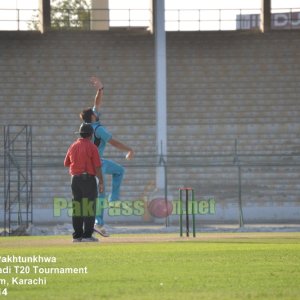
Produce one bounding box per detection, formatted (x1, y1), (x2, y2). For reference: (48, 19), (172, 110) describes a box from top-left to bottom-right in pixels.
(0, 30), (299, 224)
(166, 31), (300, 224)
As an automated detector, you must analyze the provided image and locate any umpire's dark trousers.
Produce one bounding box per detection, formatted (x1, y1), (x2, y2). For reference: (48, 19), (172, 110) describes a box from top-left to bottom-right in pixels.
(71, 174), (97, 239)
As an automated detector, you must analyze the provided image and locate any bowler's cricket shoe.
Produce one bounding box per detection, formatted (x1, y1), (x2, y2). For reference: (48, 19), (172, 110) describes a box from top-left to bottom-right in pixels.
(94, 225), (110, 237)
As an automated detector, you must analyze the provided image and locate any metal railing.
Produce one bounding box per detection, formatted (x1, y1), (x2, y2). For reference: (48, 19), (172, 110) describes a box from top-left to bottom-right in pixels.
(0, 8), (299, 32)
(33, 151), (300, 226)
(1, 149), (300, 227)
(165, 9), (261, 31)
(0, 9), (39, 31)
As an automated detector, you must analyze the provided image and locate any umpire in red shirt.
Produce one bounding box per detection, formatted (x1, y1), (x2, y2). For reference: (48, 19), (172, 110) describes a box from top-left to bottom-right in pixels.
(64, 123), (104, 242)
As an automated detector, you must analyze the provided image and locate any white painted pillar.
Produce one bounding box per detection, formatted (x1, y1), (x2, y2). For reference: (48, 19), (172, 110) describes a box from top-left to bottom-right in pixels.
(91, 0), (109, 30)
(153, 0), (167, 190)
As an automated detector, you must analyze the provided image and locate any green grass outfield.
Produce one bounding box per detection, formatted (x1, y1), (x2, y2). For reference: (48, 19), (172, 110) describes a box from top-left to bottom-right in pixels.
(0, 232), (300, 300)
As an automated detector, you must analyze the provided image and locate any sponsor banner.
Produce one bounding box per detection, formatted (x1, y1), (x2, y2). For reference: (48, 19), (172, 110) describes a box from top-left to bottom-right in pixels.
(236, 12), (300, 30)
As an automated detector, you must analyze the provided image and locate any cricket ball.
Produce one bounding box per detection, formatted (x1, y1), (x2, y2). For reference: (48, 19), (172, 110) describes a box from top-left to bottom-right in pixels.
(147, 197), (173, 218)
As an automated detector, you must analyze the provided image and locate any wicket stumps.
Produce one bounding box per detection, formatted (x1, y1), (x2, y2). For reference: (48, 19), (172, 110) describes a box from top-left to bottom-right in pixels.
(179, 187), (196, 237)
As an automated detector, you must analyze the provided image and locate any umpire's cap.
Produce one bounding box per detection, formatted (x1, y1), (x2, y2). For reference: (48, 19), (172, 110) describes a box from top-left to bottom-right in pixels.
(75, 123), (94, 135)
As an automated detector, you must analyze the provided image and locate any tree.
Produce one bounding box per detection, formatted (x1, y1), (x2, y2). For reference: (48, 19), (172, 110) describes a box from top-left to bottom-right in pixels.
(51, 0), (91, 30)
(29, 0), (91, 30)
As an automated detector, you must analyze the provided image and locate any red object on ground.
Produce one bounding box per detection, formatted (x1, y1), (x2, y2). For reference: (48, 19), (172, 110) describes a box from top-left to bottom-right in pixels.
(147, 198), (173, 218)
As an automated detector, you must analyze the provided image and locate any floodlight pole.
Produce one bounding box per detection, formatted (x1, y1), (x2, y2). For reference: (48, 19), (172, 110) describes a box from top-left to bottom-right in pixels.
(153, 0), (167, 191)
